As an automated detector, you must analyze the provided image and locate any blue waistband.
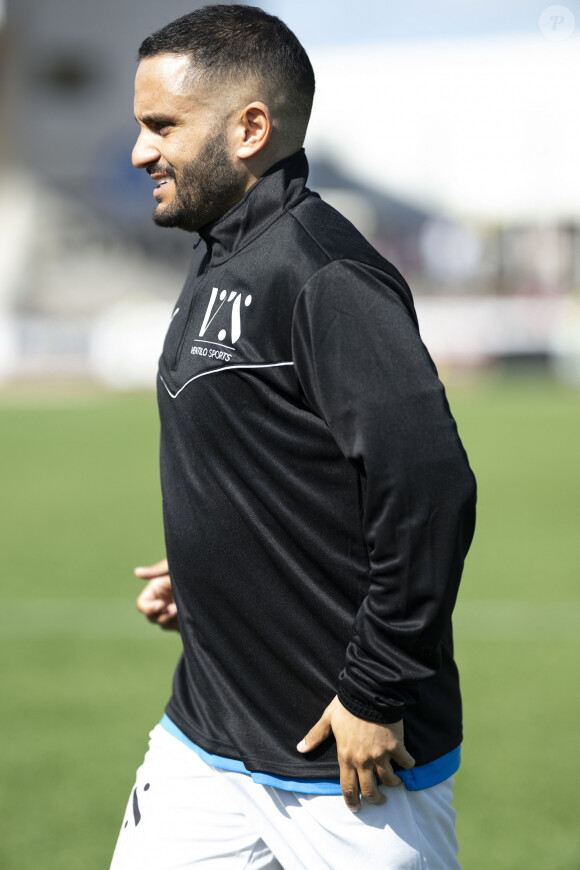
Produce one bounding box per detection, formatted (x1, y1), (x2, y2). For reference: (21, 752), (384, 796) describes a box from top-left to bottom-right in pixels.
(159, 714), (460, 793)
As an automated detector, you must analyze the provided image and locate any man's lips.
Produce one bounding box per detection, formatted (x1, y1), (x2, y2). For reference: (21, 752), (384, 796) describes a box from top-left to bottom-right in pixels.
(151, 174), (174, 198)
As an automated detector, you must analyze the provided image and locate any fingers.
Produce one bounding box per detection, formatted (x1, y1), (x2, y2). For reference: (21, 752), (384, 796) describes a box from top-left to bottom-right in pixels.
(137, 576), (172, 608)
(154, 603), (179, 631)
(390, 744), (415, 771)
(296, 710), (332, 753)
(136, 588), (165, 618)
(339, 764), (362, 813)
(380, 719), (415, 771)
(339, 764), (386, 813)
(133, 560), (179, 631)
(375, 759), (402, 788)
(297, 702), (414, 814)
(155, 602), (178, 625)
(137, 592), (178, 630)
(357, 765), (386, 806)
(137, 590), (174, 618)
(134, 559), (169, 579)
(136, 574), (178, 630)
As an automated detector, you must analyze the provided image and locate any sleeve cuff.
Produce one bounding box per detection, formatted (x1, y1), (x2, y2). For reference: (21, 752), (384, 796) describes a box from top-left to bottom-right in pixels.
(337, 686), (405, 725)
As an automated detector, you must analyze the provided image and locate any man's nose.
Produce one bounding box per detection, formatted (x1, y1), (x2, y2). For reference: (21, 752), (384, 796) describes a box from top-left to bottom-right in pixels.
(132, 132), (161, 169)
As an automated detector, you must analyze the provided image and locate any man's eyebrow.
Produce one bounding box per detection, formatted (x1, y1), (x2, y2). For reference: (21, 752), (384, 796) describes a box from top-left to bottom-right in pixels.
(135, 113), (176, 126)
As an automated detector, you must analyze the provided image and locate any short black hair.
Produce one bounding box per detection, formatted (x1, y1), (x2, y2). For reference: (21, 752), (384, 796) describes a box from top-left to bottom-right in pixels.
(138, 5), (315, 138)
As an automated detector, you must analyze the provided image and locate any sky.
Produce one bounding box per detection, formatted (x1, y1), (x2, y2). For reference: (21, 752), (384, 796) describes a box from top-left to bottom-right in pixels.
(265, 0), (579, 46)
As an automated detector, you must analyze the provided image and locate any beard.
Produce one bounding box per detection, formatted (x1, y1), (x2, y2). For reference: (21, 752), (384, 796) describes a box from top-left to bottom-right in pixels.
(149, 126), (246, 233)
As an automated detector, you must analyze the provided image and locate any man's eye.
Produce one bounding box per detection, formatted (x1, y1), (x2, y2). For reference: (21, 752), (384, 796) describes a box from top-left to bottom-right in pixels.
(153, 123), (173, 134)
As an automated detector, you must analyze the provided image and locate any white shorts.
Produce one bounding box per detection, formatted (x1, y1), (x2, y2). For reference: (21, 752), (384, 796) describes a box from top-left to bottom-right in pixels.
(110, 724), (460, 870)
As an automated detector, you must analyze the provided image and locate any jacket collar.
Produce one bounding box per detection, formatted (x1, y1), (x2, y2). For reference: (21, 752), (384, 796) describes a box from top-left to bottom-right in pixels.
(197, 149), (309, 264)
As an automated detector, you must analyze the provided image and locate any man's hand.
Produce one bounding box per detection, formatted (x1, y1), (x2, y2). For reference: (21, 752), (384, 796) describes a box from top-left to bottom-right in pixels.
(297, 695), (415, 813)
(135, 559), (179, 631)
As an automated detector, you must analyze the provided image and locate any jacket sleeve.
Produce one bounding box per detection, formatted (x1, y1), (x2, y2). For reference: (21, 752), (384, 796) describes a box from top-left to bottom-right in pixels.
(291, 259), (477, 724)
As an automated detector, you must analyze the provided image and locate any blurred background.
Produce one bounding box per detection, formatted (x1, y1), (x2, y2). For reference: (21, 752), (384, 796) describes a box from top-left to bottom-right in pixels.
(0, 1), (579, 868)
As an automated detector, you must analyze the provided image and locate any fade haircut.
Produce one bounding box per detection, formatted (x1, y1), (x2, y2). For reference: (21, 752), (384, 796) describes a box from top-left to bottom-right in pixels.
(138, 4), (315, 146)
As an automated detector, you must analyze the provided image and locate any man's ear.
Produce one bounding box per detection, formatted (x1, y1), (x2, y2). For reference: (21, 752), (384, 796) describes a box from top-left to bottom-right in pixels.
(235, 102), (273, 158)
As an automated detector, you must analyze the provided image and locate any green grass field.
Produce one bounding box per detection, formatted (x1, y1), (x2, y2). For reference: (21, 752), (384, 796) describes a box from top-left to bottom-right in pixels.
(1, 374), (579, 869)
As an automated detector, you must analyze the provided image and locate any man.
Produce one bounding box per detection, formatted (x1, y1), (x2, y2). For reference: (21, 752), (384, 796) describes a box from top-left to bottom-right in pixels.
(111, 5), (476, 869)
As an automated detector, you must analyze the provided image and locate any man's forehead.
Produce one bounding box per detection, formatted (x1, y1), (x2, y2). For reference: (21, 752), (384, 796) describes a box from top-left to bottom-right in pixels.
(135, 53), (195, 95)
(134, 52), (262, 118)
(134, 53), (217, 120)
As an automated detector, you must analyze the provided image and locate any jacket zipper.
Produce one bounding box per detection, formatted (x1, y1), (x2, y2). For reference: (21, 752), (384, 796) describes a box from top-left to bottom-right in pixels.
(171, 246), (212, 371)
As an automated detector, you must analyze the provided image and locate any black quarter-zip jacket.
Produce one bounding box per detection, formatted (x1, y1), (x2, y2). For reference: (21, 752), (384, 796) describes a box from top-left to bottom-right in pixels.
(158, 150), (477, 779)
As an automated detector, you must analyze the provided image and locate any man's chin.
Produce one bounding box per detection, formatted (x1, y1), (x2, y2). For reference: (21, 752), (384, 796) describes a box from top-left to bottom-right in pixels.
(152, 205), (190, 231)
(152, 212), (177, 229)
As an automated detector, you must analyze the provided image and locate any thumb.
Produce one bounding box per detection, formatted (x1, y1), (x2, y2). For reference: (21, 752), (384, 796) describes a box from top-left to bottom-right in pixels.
(296, 713), (332, 754)
(392, 744), (416, 770)
(134, 559), (169, 580)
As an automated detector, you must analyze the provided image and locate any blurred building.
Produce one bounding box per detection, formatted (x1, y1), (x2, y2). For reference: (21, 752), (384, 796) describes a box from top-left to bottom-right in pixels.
(2, 0), (228, 251)
(0, 0), (230, 384)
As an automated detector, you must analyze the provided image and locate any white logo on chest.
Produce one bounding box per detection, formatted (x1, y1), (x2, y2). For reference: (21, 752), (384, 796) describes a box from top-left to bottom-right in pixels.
(199, 287), (252, 345)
